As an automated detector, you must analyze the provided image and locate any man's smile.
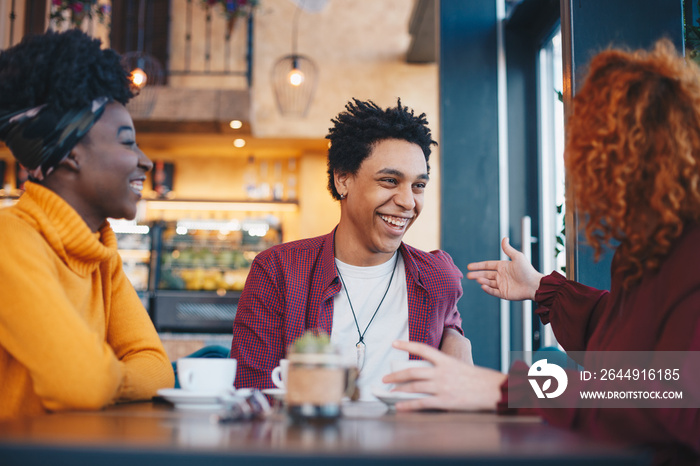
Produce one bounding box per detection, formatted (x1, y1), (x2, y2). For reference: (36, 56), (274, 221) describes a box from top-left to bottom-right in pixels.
(379, 214), (411, 228)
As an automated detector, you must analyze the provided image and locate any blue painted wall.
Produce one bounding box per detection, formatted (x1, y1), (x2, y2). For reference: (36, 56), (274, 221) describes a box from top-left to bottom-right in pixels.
(439, 1), (501, 369)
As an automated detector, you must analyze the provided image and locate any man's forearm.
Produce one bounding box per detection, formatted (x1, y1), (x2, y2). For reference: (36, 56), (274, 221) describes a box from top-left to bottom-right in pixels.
(439, 328), (473, 364)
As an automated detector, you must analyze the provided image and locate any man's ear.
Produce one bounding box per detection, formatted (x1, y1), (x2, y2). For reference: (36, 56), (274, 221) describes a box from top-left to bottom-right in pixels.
(334, 170), (350, 197)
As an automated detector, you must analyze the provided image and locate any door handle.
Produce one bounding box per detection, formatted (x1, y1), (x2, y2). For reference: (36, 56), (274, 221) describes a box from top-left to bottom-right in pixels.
(521, 216), (537, 364)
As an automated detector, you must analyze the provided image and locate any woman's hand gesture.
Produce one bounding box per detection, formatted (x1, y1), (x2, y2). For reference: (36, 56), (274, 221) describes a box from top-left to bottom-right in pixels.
(466, 237), (545, 301)
(382, 341), (507, 412)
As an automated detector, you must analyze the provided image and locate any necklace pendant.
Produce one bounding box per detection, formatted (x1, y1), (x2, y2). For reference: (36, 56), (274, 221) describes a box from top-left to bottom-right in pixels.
(356, 341), (366, 371)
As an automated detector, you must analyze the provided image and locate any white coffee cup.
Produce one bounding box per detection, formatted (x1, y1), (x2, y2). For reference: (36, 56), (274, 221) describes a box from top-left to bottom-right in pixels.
(388, 359), (433, 392)
(271, 358), (289, 390)
(177, 358), (237, 393)
(390, 359), (433, 374)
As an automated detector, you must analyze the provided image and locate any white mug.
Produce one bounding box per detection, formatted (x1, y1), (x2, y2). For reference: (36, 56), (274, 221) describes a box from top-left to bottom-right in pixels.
(389, 359), (432, 391)
(390, 359), (433, 373)
(177, 358), (237, 393)
(271, 358), (289, 390)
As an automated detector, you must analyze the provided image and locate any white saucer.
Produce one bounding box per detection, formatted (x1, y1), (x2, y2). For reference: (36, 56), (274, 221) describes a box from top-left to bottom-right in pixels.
(157, 388), (232, 410)
(371, 388), (430, 409)
(172, 402), (227, 411)
(261, 388), (286, 400)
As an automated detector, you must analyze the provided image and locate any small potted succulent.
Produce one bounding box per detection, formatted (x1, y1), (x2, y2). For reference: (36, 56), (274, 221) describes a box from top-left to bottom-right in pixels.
(285, 329), (357, 422)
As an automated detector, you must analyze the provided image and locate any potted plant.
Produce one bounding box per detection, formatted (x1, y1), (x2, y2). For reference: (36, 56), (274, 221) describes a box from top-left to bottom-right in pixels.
(200, 0), (259, 40)
(285, 329), (358, 422)
(50, 0), (111, 29)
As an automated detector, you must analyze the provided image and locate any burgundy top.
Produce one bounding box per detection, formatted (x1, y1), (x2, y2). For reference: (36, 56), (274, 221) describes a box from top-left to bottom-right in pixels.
(231, 229), (464, 389)
(499, 223), (700, 465)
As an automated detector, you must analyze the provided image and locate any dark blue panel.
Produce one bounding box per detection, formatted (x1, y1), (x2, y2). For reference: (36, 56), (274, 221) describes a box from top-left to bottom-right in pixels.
(566, 0), (683, 289)
(440, 1), (500, 369)
(571, 0), (683, 80)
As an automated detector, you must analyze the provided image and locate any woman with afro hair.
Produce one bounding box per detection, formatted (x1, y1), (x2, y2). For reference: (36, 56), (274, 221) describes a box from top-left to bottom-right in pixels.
(384, 40), (700, 465)
(0, 29), (174, 419)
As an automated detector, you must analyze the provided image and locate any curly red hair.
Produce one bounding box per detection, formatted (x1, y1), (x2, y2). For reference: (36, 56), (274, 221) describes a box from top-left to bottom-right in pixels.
(566, 39), (700, 287)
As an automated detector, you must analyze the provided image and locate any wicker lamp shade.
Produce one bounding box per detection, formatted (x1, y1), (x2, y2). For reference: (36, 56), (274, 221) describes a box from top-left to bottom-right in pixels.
(122, 51), (164, 119)
(271, 54), (318, 117)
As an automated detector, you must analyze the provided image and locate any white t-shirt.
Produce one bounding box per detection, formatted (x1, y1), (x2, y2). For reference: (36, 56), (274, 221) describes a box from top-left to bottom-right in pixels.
(331, 252), (409, 400)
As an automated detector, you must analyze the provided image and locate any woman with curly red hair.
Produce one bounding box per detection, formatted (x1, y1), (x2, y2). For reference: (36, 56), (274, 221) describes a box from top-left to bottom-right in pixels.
(568, 40), (700, 287)
(383, 39), (700, 464)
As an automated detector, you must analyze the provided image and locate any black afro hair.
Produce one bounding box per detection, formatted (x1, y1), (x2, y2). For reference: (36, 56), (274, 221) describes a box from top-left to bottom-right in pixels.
(0, 29), (133, 116)
(325, 98), (437, 200)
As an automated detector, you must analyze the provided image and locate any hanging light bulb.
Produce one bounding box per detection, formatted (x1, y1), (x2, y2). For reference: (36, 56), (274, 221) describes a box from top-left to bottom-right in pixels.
(130, 67), (148, 89)
(121, 0), (164, 119)
(271, 3), (319, 117)
(122, 52), (164, 118)
(287, 68), (305, 86)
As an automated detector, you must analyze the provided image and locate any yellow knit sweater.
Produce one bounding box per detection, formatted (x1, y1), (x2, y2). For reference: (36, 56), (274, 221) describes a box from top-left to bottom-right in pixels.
(0, 182), (174, 419)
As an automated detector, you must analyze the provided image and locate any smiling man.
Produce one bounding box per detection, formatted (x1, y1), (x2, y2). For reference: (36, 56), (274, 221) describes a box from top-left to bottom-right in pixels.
(231, 99), (471, 399)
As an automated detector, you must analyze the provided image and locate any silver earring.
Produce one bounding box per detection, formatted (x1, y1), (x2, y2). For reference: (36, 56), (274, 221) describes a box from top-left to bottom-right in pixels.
(340, 193), (346, 200)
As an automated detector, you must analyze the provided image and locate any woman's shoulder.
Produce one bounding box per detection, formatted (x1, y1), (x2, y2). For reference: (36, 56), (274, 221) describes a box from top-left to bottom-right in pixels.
(649, 222), (700, 311)
(646, 223), (700, 350)
(662, 222), (700, 273)
(0, 206), (42, 241)
(680, 222), (700, 242)
(0, 207), (55, 273)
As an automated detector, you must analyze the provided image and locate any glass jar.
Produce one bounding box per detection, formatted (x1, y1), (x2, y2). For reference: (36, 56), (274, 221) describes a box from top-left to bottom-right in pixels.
(285, 350), (345, 423)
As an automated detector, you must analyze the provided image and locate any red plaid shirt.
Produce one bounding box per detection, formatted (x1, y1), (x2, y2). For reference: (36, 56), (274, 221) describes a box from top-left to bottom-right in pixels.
(231, 229), (464, 389)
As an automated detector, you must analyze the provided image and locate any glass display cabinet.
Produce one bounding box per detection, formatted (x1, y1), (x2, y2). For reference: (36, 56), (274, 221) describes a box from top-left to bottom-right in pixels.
(113, 214), (284, 333)
(151, 217), (282, 333)
(112, 219), (153, 311)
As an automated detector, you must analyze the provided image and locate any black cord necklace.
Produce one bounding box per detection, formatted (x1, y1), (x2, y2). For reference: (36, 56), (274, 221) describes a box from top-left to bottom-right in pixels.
(335, 252), (400, 372)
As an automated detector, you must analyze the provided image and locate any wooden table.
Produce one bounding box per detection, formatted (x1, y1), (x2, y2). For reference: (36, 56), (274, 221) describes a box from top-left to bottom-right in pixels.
(0, 400), (651, 466)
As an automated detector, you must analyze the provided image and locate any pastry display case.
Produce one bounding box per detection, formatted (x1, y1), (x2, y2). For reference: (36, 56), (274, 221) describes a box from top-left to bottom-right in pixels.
(151, 216), (282, 333)
(113, 210), (286, 333)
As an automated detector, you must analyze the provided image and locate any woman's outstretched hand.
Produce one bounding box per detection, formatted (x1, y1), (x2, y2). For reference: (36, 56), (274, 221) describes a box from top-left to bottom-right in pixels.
(466, 237), (545, 301)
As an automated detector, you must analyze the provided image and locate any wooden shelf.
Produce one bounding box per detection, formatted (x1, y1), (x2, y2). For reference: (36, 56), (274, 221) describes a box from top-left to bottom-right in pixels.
(143, 198), (298, 213)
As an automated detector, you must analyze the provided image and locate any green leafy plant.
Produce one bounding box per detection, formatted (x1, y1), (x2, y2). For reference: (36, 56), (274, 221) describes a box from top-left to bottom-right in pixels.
(200, 0), (259, 39)
(554, 203), (566, 273)
(554, 86), (566, 274)
(290, 329), (335, 354)
(200, 0), (259, 19)
(685, 1), (700, 65)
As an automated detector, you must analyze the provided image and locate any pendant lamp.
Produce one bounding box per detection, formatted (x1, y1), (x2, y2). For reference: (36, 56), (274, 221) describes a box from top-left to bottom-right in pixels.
(123, 0), (164, 119)
(271, 2), (318, 117)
